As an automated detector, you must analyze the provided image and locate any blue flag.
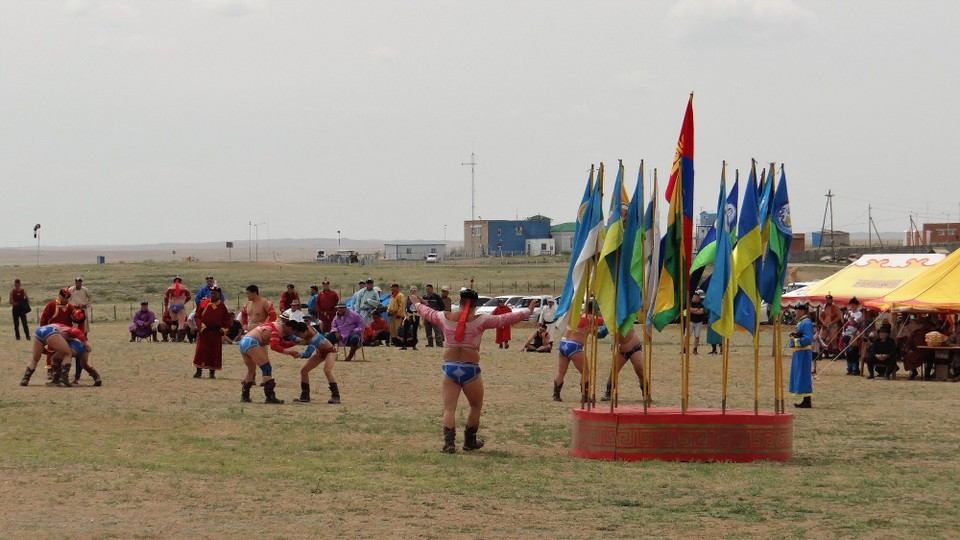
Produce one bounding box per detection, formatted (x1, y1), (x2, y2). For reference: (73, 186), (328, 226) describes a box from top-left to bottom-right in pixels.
(758, 167), (793, 317)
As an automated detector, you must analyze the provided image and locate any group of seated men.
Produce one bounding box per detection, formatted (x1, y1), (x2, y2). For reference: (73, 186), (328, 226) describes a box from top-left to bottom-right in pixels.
(129, 300), (244, 345)
(859, 314), (960, 381)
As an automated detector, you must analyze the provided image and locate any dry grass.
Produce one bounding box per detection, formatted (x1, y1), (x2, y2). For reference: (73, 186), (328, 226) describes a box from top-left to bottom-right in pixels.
(1, 261), (956, 539)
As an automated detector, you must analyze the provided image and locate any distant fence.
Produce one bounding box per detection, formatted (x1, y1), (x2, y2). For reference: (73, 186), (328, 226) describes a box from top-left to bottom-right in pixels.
(789, 242), (960, 263)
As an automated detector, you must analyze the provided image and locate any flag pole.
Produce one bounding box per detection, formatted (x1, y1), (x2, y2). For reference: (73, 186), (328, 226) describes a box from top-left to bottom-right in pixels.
(584, 163), (605, 410)
(721, 337), (729, 414)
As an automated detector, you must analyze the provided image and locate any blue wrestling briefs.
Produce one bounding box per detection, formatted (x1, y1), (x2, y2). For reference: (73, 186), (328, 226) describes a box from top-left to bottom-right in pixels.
(558, 338), (584, 359)
(68, 340), (86, 356)
(238, 336), (261, 354)
(34, 326), (57, 343)
(621, 342), (642, 358)
(442, 362), (481, 385)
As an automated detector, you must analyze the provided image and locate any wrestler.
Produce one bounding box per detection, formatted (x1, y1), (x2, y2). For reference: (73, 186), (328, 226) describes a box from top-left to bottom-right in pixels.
(69, 337), (102, 387)
(39, 288), (75, 379)
(163, 277), (192, 342)
(240, 284), (278, 331)
(411, 288), (536, 454)
(237, 313), (304, 404)
(20, 323), (87, 387)
(293, 318), (340, 404)
(193, 287), (232, 379)
(553, 302), (603, 402)
(600, 326), (645, 402)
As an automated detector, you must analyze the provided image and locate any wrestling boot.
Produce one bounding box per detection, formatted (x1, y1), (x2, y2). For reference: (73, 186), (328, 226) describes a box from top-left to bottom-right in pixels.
(240, 381), (255, 403)
(294, 382), (311, 403)
(46, 363), (62, 387)
(89, 369), (103, 387)
(327, 382), (341, 404)
(177, 329), (187, 343)
(59, 365), (73, 387)
(19, 367), (35, 387)
(262, 379), (284, 404)
(193, 367), (203, 379)
(601, 381), (612, 402)
(552, 381), (563, 402)
(209, 369), (216, 379)
(794, 396), (812, 409)
(442, 427), (456, 454)
(463, 425), (485, 451)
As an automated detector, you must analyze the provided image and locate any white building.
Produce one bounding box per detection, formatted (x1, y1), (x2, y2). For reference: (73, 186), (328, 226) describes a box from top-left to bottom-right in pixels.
(384, 243), (447, 261)
(525, 238), (555, 256)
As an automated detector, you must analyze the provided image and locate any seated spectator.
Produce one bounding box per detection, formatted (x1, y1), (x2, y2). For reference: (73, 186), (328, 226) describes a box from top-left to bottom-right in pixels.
(157, 308), (179, 342)
(362, 310), (389, 346)
(185, 310), (198, 344)
(129, 301), (158, 342)
(223, 312), (244, 344)
(392, 313), (419, 350)
(329, 301), (365, 362)
(902, 317), (935, 379)
(866, 324), (900, 379)
(522, 324), (553, 353)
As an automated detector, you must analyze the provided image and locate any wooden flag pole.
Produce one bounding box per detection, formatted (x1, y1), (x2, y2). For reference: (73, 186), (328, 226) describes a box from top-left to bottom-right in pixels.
(721, 337), (729, 414)
(753, 315), (761, 415)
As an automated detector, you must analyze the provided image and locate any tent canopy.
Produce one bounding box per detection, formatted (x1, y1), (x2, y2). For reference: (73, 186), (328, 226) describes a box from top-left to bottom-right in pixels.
(866, 248), (960, 312)
(782, 254), (945, 308)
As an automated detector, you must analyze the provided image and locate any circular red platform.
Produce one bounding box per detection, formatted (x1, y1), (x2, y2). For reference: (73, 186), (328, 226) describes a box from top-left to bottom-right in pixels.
(571, 406), (792, 462)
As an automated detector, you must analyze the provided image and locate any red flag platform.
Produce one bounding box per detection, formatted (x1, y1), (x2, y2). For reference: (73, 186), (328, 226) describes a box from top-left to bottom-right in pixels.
(571, 406), (792, 462)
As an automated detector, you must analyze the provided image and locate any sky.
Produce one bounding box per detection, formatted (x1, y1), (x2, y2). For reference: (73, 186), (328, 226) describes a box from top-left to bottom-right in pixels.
(2, 0), (959, 248)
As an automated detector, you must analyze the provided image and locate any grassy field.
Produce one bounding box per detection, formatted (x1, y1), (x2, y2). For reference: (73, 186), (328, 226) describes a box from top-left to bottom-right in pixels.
(2, 261), (956, 538)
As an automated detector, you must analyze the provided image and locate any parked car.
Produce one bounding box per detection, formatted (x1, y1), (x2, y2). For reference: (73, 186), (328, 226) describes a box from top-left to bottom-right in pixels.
(425, 254), (438, 264)
(515, 295), (556, 321)
(475, 295), (524, 315)
(451, 295), (492, 311)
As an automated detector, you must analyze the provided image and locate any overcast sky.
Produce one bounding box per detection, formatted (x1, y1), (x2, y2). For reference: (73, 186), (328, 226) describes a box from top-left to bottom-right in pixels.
(2, 0), (958, 248)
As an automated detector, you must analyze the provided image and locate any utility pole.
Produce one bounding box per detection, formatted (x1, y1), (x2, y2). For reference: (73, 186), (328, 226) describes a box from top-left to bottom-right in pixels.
(819, 190), (836, 260)
(248, 222), (252, 261)
(868, 205), (872, 248)
(462, 152), (478, 221)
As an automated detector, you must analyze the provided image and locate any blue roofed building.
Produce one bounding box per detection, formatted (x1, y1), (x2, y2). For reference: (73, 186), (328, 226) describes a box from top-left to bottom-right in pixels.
(463, 215), (552, 257)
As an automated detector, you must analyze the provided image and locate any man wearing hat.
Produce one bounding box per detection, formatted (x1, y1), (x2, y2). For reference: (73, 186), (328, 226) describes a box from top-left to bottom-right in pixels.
(193, 287), (232, 379)
(440, 286), (453, 312)
(330, 301), (365, 361)
(194, 276), (217, 306)
(129, 301), (157, 342)
(353, 279), (381, 325)
(788, 303), (815, 408)
(279, 284), (300, 312)
(865, 324), (900, 380)
(316, 280), (339, 333)
(68, 277), (93, 334)
(420, 284), (445, 347)
(163, 277), (192, 341)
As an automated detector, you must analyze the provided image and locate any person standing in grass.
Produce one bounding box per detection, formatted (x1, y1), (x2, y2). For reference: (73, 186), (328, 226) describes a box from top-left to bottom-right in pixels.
(492, 298), (513, 349)
(410, 288), (536, 454)
(9, 279), (30, 341)
(237, 313), (303, 404)
(788, 303), (815, 408)
(192, 287), (232, 379)
(163, 277), (192, 341)
(552, 302), (603, 402)
(240, 284), (278, 331)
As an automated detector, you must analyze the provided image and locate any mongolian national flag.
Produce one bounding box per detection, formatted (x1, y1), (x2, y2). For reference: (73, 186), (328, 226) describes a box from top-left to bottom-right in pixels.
(643, 175), (661, 325)
(652, 96), (694, 331)
(665, 94), (695, 271)
(704, 166), (735, 337)
(594, 162), (627, 329)
(729, 163), (763, 334)
(758, 167), (793, 318)
(616, 162), (645, 335)
(553, 167), (604, 335)
(691, 176), (739, 272)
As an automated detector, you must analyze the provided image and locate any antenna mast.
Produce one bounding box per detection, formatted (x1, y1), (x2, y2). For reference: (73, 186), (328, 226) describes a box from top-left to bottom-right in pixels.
(462, 152), (478, 221)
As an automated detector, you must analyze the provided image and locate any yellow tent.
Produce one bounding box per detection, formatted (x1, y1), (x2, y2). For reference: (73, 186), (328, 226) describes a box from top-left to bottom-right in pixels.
(867, 248), (960, 312)
(792, 254), (944, 307)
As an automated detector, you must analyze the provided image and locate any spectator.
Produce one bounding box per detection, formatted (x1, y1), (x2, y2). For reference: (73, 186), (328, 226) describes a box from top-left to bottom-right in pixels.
(353, 279), (381, 325)
(440, 286), (453, 312)
(362, 310), (390, 346)
(41, 288), (75, 327)
(522, 324), (553, 353)
(129, 301), (157, 342)
(492, 298), (513, 349)
(386, 283), (406, 343)
(393, 313), (420, 350)
(330, 301), (365, 362)
(158, 308), (179, 342)
(68, 277), (93, 334)
(420, 284), (445, 347)
(224, 312), (244, 344)
(866, 324), (900, 379)
(279, 284), (300, 312)
(316, 280), (340, 333)
(9, 278), (30, 340)
(306, 285), (320, 319)
(689, 290), (707, 354)
(194, 276), (217, 306)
